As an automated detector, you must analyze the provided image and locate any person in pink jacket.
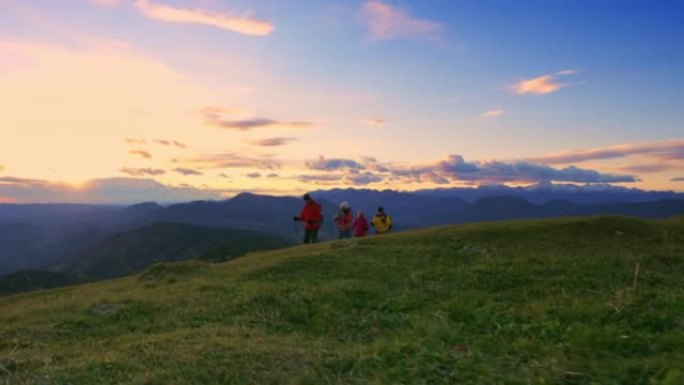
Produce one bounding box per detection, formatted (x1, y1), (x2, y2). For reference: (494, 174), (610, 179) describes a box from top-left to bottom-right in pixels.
(353, 210), (370, 237)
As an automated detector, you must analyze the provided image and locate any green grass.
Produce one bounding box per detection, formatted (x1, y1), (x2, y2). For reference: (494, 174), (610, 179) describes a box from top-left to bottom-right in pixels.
(1, 216), (683, 384)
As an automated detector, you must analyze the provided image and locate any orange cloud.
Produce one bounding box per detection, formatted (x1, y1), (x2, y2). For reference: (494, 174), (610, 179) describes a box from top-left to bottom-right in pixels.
(480, 109), (505, 118)
(359, 1), (443, 41)
(129, 150), (152, 159)
(134, 0), (275, 36)
(362, 118), (386, 127)
(512, 75), (564, 95)
(524, 139), (684, 164)
(248, 137), (298, 147)
(120, 167), (165, 177)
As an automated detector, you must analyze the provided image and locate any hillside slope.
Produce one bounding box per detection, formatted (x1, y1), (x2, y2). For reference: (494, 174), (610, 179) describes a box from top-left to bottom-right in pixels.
(62, 222), (292, 280)
(1, 216), (683, 384)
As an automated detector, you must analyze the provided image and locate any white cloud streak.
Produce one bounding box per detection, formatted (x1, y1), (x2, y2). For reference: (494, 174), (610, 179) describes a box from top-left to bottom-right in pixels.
(511, 70), (577, 95)
(358, 1), (443, 41)
(133, 0), (275, 36)
(480, 109), (505, 119)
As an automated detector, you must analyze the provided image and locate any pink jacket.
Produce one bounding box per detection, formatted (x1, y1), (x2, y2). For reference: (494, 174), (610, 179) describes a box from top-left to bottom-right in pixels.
(353, 216), (369, 237)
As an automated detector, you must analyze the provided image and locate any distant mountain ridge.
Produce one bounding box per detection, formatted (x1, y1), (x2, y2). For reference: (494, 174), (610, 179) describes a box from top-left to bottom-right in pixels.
(312, 188), (684, 226)
(61, 222), (290, 280)
(414, 182), (684, 204)
(0, 222), (290, 295)
(1, 186), (684, 280)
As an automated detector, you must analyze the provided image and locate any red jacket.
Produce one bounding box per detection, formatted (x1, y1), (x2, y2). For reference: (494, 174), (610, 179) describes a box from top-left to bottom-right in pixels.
(335, 211), (353, 231)
(298, 200), (322, 230)
(353, 216), (369, 237)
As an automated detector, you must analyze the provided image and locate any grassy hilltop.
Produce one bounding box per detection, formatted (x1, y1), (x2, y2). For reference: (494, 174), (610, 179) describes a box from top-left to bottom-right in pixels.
(1, 216), (683, 384)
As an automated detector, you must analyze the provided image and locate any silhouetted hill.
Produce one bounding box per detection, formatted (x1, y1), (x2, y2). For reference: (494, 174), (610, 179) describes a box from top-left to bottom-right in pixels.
(0, 203), (163, 275)
(2, 190), (683, 276)
(145, 193), (339, 239)
(0, 270), (79, 295)
(61, 222), (291, 280)
(0, 223), (45, 275)
(461, 196), (539, 221)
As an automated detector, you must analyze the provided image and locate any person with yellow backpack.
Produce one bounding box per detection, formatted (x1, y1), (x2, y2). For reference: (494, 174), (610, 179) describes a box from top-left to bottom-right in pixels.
(371, 206), (392, 235)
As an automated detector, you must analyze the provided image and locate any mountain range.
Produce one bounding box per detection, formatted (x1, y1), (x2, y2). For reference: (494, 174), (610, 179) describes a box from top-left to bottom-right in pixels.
(1, 183), (683, 294)
(414, 181), (684, 204)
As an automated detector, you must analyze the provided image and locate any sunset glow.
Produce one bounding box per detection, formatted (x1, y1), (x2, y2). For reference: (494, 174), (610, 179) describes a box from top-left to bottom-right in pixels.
(1, 0), (682, 203)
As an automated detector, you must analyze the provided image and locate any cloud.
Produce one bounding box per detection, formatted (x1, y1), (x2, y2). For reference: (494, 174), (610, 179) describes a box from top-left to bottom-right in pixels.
(359, 1), (443, 41)
(246, 172), (261, 178)
(671, 177), (684, 182)
(429, 155), (637, 184)
(480, 109), (505, 119)
(248, 137), (298, 147)
(348, 155), (638, 185)
(0, 176), (47, 187)
(301, 154), (635, 186)
(154, 139), (186, 148)
(201, 107), (313, 131)
(306, 157), (364, 171)
(620, 164), (678, 174)
(0, 176), (222, 204)
(90, 0), (121, 7)
(362, 119), (387, 127)
(129, 150), (152, 159)
(119, 167), (166, 177)
(207, 118), (313, 131)
(511, 71), (577, 95)
(133, 0), (275, 37)
(298, 174), (344, 184)
(0, 165), (4, 172)
(182, 153), (281, 170)
(298, 170), (384, 186)
(346, 172), (384, 185)
(173, 168), (203, 176)
(524, 139), (684, 165)
(126, 138), (186, 148)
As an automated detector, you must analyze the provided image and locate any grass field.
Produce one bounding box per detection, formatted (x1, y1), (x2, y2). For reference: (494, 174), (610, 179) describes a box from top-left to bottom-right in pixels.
(1, 216), (683, 384)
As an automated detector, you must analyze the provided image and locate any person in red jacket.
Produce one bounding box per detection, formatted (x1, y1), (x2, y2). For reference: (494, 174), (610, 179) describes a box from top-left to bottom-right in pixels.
(353, 210), (370, 237)
(293, 193), (323, 244)
(334, 201), (353, 239)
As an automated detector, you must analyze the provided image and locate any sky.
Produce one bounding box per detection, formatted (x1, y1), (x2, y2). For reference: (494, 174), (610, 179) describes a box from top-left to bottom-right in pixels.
(0, 0), (682, 203)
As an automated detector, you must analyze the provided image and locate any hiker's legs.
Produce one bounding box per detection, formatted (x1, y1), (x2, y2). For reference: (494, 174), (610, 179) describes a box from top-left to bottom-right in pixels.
(304, 229), (319, 244)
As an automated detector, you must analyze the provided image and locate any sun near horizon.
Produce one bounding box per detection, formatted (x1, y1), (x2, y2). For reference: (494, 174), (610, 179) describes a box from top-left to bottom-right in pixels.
(1, 0), (682, 203)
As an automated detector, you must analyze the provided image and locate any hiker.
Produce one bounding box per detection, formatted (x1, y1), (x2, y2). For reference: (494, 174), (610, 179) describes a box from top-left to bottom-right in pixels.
(334, 201), (353, 239)
(371, 206), (393, 235)
(293, 193), (323, 244)
(353, 210), (370, 237)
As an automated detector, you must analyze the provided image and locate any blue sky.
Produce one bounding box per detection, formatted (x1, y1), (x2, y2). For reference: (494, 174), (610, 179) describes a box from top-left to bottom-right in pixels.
(0, 0), (682, 202)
